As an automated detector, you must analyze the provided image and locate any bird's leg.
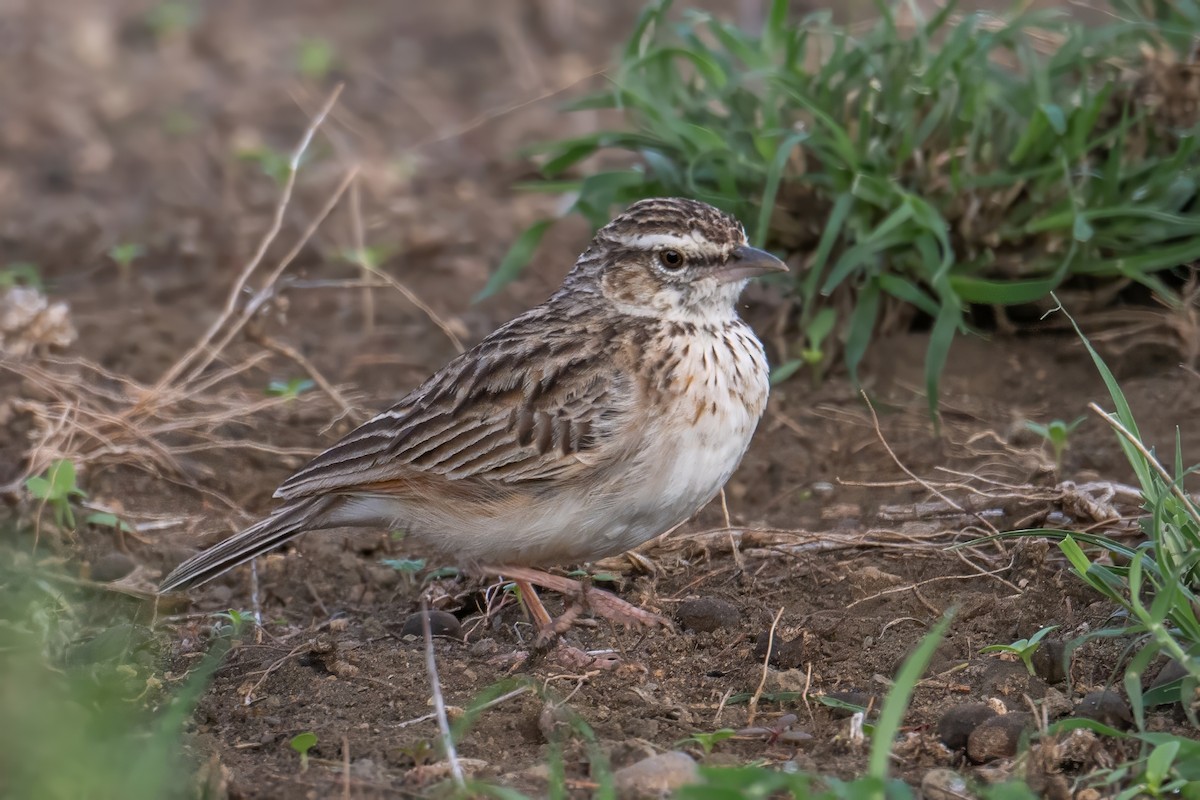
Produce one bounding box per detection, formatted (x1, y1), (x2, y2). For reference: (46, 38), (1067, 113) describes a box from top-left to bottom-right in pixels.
(514, 578), (553, 628)
(494, 566), (671, 631)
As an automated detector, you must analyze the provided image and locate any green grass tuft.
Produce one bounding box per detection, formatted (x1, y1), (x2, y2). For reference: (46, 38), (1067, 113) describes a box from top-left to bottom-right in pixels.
(499, 0), (1200, 413)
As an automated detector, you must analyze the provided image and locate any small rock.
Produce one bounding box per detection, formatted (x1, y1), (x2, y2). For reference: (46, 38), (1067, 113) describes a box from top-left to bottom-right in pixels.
(1041, 688), (1073, 720)
(967, 712), (1034, 763)
(400, 610), (462, 640)
(1074, 690), (1132, 730)
(675, 597), (740, 632)
(921, 768), (974, 800)
(1031, 640), (1068, 684)
(937, 703), (998, 751)
(613, 751), (699, 798)
(754, 630), (805, 669)
(91, 551), (135, 582)
(469, 638), (500, 656)
(537, 702), (573, 742)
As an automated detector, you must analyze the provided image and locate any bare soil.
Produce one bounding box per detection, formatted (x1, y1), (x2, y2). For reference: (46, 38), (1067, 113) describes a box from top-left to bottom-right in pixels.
(2, 2), (1198, 798)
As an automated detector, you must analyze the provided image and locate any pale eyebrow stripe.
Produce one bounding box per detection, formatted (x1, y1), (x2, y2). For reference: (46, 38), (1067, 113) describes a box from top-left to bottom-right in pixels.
(618, 232), (708, 249)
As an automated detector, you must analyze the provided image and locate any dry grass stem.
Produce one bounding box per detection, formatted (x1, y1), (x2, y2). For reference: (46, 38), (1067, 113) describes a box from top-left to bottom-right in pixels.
(861, 391), (1000, 536)
(1088, 401), (1200, 518)
(155, 84), (345, 392)
(421, 599), (465, 790)
(747, 606), (784, 728)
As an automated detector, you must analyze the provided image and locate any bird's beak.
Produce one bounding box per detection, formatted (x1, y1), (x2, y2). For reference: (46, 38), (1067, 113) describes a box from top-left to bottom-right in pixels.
(712, 245), (789, 284)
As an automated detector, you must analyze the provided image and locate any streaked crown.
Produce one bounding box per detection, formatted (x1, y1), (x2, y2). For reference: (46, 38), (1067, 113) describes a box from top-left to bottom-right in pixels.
(599, 197), (746, 250)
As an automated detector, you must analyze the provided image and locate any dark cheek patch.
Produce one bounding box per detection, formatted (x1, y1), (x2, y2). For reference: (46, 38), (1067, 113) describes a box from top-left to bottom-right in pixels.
(604, 268), (659, 304)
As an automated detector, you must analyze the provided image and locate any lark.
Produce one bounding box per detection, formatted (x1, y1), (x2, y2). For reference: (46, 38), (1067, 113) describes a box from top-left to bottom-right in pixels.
(161, 198), (787, 633)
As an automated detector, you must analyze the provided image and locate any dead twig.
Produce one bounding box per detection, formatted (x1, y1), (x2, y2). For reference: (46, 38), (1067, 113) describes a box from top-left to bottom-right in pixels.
(861, 391), (1000, 536)
(154, 84), (345, 394)
(421, 600), (465, 790)
(747, 606), (784, 728)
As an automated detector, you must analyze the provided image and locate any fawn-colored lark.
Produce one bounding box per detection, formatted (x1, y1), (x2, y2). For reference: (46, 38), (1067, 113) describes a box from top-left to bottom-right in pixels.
(161, 197), (786, 635)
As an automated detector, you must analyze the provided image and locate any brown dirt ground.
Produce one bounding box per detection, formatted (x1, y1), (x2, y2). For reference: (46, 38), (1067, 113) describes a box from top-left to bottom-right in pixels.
(2, 1), (1199, 798)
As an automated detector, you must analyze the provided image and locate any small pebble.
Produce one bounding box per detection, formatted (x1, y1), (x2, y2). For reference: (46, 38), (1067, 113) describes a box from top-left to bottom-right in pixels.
(754, 630), (805, 669)
(537, 702), (573, 742)
(613, 751), (699, 798)
(674, 597), (739, 633)
(400, 610), (462, 640)
(469, 638), (500, 656)
(921, 768), (975, 800)
(1074, 690), (1132, 730)
(967, 712), (1034, 763)
(91, 551), (135, 582)
(1031, 639), (1068, 684)
(937, 703), (998, 751)
(1041, 687), (1073, 719)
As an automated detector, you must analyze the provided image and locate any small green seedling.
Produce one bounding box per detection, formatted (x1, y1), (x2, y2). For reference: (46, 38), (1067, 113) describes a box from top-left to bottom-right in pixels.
(801, 308), (838, 369)
(770, 308), (839, 386)
(238, 147), (293, 186)
(817, 695), (870, 715)
(1025, 417), (1085, 471)
(296, 37), (336, 81)
(25, 459), (86, 530)
(145, 1), (198, 38)
(266, 378), (315, 401)
(162, 108), (198, 136)
(423, 567), (460, 582)
(980, 625), (1059, 676)
(381, 558), (425, 587)
(566, 568), (619, 583)
(85, 512), (134, 534)
(675, 728), (737, 755)
(395, 739), (435, 766)
(338, 244), (396, 274)
(0, 262), (43, 289)
(381, 558), (425, 573)
(213, 609), (253, 637)
(290, 731), (317, 772)
(1126, 740), (1188, 799)
(108, 243), (145, 282)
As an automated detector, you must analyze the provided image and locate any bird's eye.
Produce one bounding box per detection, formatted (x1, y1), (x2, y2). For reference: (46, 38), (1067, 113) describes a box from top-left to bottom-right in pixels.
(659, 249), (685, 270)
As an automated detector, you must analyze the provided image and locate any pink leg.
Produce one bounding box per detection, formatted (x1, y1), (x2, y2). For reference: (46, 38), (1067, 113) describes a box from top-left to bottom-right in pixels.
(492, 566), (671, 631)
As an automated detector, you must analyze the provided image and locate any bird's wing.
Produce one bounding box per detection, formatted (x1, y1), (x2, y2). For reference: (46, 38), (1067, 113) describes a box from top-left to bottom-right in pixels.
(273, 309), (635, 500)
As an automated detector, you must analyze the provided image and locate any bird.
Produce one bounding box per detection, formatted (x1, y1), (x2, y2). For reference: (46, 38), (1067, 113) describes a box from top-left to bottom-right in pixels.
(160, 197), (787, 636)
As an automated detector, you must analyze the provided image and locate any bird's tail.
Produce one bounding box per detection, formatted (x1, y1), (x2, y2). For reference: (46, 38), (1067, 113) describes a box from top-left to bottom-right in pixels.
(159, 496), (338, 593)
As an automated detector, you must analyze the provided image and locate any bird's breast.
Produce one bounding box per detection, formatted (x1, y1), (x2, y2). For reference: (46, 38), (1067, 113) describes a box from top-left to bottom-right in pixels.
(618, 319), (770, 526)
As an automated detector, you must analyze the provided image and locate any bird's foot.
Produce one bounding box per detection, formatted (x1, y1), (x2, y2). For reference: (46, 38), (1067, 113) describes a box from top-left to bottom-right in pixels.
(494, 566), (671, 642)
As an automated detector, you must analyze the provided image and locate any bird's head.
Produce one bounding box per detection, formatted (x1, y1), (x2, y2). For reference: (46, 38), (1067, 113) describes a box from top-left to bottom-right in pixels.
(565, 197), (787, 320)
